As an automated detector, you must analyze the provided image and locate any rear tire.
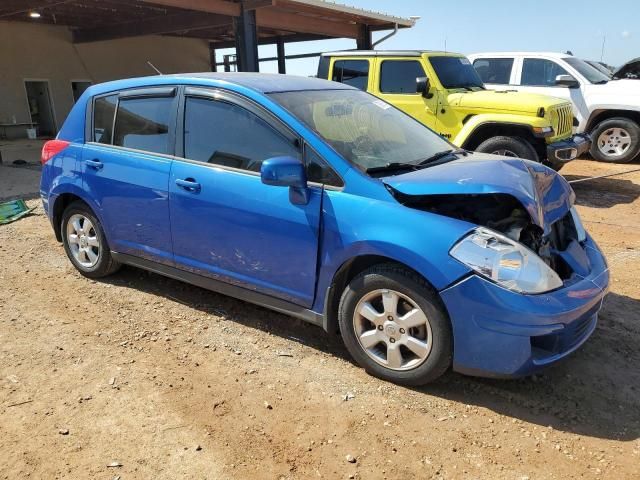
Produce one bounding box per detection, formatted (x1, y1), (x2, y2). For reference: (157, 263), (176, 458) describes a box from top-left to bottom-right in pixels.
(590, 117), (640, 163)
(476, 135), (539, 162)
(338, 264), (452, 386)
(61, 201), (120, 278)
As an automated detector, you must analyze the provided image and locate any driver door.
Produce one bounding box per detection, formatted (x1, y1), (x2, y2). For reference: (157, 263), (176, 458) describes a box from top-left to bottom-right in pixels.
(169, 88), (322, 307)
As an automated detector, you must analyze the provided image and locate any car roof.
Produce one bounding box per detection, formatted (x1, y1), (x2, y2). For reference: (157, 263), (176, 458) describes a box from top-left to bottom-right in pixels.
(321, 50), (464, 58)
(83, 72), (355, 98)
(469, 52), (571, 59)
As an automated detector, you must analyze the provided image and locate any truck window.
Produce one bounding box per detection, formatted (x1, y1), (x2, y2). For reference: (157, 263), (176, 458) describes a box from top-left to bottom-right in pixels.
(521, 58), (568, 86)
(473, 58), (513, 84)
(332, 60), (369, 90)
(379, 60), (426, 94)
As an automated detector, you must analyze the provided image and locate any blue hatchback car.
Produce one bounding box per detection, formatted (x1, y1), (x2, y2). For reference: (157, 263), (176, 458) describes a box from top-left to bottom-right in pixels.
(40, 73), (609, 385)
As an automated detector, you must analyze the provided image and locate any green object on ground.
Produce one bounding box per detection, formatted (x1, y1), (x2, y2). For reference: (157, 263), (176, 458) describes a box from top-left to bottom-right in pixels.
(0, 199), (34, 224)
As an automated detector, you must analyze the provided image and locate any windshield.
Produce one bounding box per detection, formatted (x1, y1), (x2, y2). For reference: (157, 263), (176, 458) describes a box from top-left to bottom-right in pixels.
(269, 90), (453, 172)
(430, 56), (485, 89)
(564, 57), (610, 84)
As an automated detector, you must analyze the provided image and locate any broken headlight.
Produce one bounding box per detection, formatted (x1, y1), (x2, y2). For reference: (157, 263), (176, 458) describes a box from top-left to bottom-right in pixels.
(450, 227), (563, 294)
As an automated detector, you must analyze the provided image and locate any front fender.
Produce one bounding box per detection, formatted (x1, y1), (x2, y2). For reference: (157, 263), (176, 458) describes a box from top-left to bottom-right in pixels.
(453, 113), (550, 147)
(311, 190), (473, 313)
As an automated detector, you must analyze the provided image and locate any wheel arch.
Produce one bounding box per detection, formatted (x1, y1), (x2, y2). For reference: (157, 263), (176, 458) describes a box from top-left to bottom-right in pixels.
(50, 188), (103, 242)
(322, 254), (447, 335)
(586, 109), (640, 132)
(459, 121), (539, 151)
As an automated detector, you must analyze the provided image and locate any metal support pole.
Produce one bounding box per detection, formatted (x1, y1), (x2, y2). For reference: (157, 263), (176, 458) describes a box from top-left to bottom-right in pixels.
(234, 4), (259, 72)
(356, 24), (372, 50)
(209, 44), (217, 72)
(276, 37), (286, 74)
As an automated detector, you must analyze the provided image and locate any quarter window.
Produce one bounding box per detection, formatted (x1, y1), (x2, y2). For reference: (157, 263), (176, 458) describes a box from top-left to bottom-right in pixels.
(379, 60), (426, 94)
(473, 58), (514, 84)
(113, 96), (172, 154)
(332, 60), (369, 90)
(93, 94), (117, 144)
(183, 96), (299, 171)
(305, 147), (343, 187)
(521, 58), (569, 86)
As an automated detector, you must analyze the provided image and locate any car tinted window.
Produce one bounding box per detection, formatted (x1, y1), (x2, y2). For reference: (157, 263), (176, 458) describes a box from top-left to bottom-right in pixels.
(473, 58), (514, 84)
(113, 97), (172, 154)
(332, 60), (369, 90)
(184, 97), (299, 171)
(305, 147), (343, 187)
(521, 58), (569, 86)
(379, 60), (425, 94)
(429, 56), (484, 89)
(93, 94), (117, 144)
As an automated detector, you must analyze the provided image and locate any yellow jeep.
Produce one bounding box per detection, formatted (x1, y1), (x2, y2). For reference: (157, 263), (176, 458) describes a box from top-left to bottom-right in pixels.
(318, 51), (590, 170)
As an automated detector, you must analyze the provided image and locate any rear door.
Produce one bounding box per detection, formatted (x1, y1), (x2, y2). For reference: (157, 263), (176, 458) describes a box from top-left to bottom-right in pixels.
(82, 87), (176, 265)
(169, 87), (323, 307)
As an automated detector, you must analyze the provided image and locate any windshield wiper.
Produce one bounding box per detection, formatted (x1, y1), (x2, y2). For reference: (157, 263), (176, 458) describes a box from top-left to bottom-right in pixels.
(366, 162), (417, 175)
(418, 149), (468, 166)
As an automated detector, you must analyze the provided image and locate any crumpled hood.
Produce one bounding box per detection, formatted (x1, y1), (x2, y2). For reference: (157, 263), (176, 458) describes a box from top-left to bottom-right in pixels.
(449, 89), (567, 114)
(382, 153), (575, 234)
(613, 57), (640, 79)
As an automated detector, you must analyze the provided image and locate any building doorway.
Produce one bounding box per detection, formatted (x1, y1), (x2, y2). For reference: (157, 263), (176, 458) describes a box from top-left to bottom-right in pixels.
(24, 80), (56, 137)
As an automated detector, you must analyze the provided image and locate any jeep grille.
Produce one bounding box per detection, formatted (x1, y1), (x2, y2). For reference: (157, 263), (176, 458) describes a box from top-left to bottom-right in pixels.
(549, 105), (573, 139)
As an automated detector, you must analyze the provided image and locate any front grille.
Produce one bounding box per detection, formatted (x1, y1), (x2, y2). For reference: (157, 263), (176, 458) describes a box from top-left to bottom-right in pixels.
(549, 105), (573, 139)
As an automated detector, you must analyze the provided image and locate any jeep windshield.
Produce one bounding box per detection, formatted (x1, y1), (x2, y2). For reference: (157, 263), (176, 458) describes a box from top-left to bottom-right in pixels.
(430, 56), (485, 90)
(269, 89), (455, 174)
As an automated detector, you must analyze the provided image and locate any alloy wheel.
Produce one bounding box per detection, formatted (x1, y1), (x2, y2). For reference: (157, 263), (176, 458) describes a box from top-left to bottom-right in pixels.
(353, 289), (432, 371)
(66, 214), (100, 268)
(597, 127), (632, 157)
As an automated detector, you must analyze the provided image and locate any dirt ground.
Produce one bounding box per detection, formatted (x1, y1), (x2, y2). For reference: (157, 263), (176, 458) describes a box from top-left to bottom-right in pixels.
(1, 159), (639, 479)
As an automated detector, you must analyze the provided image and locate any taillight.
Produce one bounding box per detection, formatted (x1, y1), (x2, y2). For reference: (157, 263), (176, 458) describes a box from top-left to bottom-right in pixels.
(41, 139), (70, 165)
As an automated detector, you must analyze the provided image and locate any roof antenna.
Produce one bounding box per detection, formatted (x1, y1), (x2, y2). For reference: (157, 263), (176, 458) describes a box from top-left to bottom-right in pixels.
(147, 61), (163, 75)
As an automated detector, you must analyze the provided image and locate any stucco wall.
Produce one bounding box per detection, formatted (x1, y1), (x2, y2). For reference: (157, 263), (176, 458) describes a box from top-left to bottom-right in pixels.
(0, 21), (210, 138)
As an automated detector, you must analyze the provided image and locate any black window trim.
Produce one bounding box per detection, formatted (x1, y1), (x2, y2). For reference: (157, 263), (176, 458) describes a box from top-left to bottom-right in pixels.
(378, 59), (426, 95)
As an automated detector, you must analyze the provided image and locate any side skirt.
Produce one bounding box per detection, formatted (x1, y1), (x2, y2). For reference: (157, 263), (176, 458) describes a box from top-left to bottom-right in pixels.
(111, 252), (324, 328)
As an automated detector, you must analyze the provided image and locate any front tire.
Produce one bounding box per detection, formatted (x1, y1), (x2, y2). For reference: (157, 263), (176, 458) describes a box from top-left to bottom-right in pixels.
(61, 201), (120, 278)
(475, 135), (539, 162)
(338, 264), (452, 386)
(590, 117), (640, 163)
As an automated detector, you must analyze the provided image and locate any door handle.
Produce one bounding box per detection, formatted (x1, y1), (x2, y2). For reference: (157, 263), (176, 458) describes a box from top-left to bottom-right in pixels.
(175, 178), (201, 192)
(85, 159), (103, 170)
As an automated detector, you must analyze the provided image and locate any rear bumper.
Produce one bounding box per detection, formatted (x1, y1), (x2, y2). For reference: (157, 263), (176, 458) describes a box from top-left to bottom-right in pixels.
(440, 236), (609, 378)
(547, 133), (591, 163)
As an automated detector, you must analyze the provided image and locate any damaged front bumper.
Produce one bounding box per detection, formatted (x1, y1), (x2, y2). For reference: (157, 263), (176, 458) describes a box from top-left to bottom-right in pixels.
(440, 235), (609, 378)
(547, 133), (591, 163)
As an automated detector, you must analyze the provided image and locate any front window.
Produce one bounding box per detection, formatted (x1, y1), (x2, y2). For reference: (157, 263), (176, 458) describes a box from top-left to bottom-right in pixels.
(564, 57), (610, 84)
(521, 59), (569, 86)
(269, 89), (453, 172)
(429, 56), (484, 90)
(379, 60), (426, 94)
(332, 60), (369, 90)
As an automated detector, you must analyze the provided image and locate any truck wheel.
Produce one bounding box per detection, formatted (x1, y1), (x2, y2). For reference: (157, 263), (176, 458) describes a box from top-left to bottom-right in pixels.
(61, 201), (121, 278)
(476, 136), (539, 162)
(590, 117), (640, 163)
(338, 264), (452, 386)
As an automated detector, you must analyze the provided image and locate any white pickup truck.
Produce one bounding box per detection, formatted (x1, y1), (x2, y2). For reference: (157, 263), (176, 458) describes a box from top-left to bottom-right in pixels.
(468, 52), (640, 163)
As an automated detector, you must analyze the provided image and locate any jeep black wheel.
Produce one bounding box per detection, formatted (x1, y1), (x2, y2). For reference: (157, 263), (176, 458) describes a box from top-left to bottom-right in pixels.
(476, 136), (539, 161)
(338, 264), (452, 386)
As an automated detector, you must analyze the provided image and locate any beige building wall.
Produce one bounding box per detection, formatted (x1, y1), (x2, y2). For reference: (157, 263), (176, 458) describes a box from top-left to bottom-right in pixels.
(0, 21), (210, 138)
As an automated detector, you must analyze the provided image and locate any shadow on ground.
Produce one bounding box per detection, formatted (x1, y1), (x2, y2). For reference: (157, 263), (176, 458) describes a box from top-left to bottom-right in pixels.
(564, 174), (640, 208)
(102, 266), (640, 442)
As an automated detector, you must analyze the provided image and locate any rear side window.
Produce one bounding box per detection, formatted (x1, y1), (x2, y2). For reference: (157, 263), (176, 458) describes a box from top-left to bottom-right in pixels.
(93, 94), (117, 144)
(113, 97), (173, 154)
(379, 60), (425, 94)
(332, 60), (369, 90)
(521, 58), (568, 86)
(183, 96), (299, 172)
(473, 58), (514, 84)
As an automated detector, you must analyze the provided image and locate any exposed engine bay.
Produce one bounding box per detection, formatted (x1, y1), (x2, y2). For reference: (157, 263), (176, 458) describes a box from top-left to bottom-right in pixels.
(390, 191), (580, 279)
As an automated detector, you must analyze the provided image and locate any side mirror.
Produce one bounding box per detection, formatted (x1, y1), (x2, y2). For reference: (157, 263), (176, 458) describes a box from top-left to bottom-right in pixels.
(416, 76), (433, 98)
(260, 156), (309, 205)
(555, 74), (579, 88)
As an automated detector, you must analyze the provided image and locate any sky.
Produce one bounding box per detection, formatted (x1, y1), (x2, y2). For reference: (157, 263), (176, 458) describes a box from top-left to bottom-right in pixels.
(217, 0), (639, 76)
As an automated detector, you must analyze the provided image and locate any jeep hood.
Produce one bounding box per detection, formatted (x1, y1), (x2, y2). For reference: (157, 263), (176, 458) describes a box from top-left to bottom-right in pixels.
(448, 89), (567, 114)
(382, 153), (575, 233)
